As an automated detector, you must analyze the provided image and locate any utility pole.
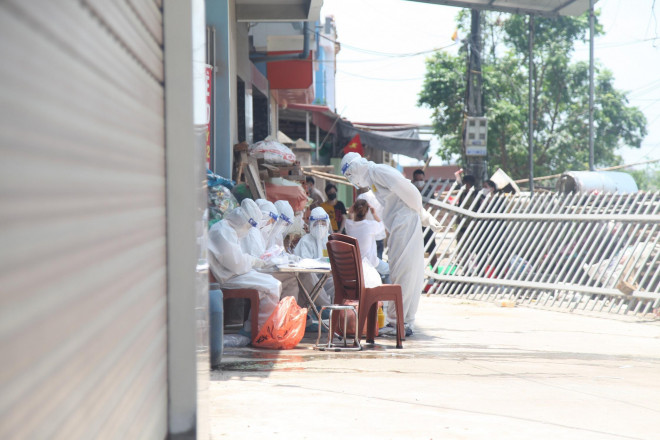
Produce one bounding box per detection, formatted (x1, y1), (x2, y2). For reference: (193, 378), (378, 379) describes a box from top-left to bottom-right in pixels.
(528, 15), (534, 195)
(465, 9), (487, 185)
(588, 0), (595, 171)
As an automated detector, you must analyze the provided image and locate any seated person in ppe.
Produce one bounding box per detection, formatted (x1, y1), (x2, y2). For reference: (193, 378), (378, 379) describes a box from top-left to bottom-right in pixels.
(207, 199), (281, 345)
(345, 199), (391, 285)
(294, 207), (332, 259)
(268, 200), (318, 307)
(265, 200), (295, 254)
(241, 199), (278, 259)
(293, 207), (335, 307)
(256, 199), (279, 242)
(341, 152), (442, 337)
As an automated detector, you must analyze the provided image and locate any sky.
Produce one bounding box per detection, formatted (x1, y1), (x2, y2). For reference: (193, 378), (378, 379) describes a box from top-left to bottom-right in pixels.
(320, 0), (660, 169)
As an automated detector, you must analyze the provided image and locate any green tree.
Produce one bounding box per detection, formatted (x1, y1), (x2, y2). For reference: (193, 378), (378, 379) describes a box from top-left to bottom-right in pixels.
(418, 10), (647, 180)
(625, 164), (660, 191)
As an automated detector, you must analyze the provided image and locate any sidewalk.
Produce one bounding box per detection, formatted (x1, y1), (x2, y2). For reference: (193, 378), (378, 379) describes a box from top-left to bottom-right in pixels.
(211, 296), (660, 440)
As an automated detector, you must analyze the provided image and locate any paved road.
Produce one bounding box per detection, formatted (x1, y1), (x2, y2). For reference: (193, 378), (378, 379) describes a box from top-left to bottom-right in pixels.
(211, 296), (660, 440)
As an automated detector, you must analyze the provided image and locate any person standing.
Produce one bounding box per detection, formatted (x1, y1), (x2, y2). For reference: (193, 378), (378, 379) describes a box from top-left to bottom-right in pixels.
(412, 168), (435, 255)
(305, 176), (326, 211)
(455, 169), (478, 244)
(320, 183), (347, 234)
(340, 153), (441, 336)
(412, 168), (426, 190)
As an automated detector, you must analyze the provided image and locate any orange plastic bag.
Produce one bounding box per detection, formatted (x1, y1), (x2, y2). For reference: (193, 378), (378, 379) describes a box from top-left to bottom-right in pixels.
(252, 296), (308, 349)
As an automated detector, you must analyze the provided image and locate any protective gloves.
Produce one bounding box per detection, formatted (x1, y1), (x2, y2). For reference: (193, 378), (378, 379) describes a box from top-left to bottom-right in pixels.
(251, 257), (266, 269)
(420, 209), (442, 232)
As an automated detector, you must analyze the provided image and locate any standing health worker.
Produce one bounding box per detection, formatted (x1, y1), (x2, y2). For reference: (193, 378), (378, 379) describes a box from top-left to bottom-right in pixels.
(340, 153), (441, 336)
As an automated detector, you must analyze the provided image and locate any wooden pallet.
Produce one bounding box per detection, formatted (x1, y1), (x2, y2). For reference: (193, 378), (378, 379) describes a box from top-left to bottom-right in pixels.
(259, 161), (304, 181)
(233, 142), (266, 199)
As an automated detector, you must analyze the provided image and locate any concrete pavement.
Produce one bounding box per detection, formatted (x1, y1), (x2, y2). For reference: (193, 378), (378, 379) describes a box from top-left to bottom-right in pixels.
(211, 296), (660, 440)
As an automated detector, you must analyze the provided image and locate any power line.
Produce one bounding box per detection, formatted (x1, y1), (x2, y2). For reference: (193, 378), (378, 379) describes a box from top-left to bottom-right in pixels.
(337, 70), (425, 82)
(314, 29), (457, 58)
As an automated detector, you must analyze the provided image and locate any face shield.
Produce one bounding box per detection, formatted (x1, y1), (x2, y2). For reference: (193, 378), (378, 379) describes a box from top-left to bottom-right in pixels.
(310, 220), (329, 241)
(224, 207), (254, 238)
(265, 213), (292, 249)
(309, 207), (331, 241)
(255, 200), (278, 240)
(342, 155), (371, 189)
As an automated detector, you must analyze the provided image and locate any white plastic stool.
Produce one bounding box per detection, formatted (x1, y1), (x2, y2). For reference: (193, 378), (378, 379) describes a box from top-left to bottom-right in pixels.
(314, 304), (362, 351)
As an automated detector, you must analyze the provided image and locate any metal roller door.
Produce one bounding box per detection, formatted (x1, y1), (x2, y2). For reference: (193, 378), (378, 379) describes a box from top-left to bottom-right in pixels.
(0, 0), (167, 438)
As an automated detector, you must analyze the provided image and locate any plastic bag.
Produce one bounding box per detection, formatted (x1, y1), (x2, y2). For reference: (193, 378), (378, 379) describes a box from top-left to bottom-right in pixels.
(231, 183), (252, 203)
(223, 334), (251, 348)
(208, 184), (238, 228)
(252, 296), (307, 349)
(207, 169), (235, 189)
(362, 258), (383, 288)
(248, 140), (296, 165)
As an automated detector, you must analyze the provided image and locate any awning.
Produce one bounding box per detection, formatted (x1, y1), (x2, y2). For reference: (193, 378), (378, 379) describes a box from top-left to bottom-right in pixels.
(336, 119), (429, 160)
(284, 103), (430, 160)
(235, 0), (322, 22)
(407, 0), (597, 18)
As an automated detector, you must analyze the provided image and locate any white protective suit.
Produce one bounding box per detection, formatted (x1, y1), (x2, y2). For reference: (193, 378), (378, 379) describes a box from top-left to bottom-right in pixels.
(255, 199), (279, 244)
(267, 200), (303, 302)
(241, 199), (278, 258)
(266, 200), (294, 251)
(207, 199), (281, 333)
(341, 153), (441, 330)
(294, 207), (332, 259)
(293, 207), (334, 305)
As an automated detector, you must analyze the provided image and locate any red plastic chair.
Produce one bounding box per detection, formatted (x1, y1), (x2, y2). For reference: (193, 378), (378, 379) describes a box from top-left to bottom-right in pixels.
(326, 234), (404, 348)
(209, 272), (260, 343)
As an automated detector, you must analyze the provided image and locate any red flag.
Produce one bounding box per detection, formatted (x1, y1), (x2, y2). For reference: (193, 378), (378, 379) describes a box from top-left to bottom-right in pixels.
(343, 134), (364, 156)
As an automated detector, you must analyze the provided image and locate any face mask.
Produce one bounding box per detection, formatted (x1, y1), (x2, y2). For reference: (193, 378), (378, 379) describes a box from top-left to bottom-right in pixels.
(414, 180), (425, 189)
(311, 223), (328, 241)
(327, 193), (337, 201)
(480, 188), (493, 197)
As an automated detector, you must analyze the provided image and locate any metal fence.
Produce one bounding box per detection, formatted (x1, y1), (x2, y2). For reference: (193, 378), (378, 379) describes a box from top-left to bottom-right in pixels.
(419, 178), (660, 317)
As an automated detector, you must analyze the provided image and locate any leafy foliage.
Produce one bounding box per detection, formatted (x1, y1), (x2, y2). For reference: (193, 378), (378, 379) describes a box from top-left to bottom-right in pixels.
(418, 10), (647, 180)
(624, 164), (660, 191)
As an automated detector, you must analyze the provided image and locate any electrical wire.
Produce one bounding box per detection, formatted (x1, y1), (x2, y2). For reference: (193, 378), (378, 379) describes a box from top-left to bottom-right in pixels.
(337, 70), (425, 82)
(313, 28), (458, 58)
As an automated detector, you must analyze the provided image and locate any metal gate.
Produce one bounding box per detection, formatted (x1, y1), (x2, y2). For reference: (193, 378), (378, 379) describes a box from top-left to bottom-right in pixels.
(420, 179), (660, 317)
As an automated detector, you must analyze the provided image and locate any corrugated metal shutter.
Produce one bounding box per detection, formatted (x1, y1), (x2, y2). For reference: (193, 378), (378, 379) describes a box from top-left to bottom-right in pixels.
(0, 1), (167, 438)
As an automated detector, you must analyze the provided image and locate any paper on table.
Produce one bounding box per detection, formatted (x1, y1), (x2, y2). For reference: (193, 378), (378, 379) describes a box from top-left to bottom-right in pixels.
(282, 258), (331, 270)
